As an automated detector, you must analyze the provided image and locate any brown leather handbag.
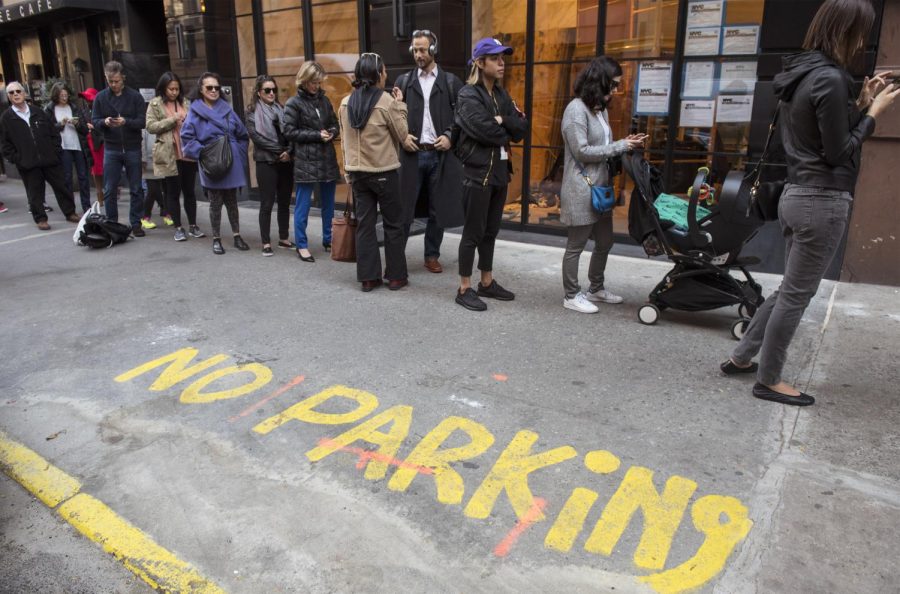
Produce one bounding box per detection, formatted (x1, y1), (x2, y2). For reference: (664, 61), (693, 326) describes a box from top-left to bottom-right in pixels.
(331, 186), (357, 262)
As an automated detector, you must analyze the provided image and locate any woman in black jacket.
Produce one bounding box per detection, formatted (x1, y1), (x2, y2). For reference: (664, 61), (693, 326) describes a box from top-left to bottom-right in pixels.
(46, 82), (92, 212)
(722, 0), (898, 406)
(246, 75), (293, 256)
(453, 38), (528, 311)
(281, 62), (340, 262)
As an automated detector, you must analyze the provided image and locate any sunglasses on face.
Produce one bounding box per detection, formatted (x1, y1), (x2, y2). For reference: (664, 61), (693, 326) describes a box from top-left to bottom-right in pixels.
(8, 89), (23, 95)
(261, 87), (276, 94)
(205, 85), (221, 92)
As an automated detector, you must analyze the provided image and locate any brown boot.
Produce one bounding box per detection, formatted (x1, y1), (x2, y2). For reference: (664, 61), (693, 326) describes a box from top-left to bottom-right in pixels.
(37, 220), (51, 230)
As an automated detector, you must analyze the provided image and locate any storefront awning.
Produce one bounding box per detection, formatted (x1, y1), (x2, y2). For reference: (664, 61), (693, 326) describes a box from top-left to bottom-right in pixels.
(0, 0), (110, 33)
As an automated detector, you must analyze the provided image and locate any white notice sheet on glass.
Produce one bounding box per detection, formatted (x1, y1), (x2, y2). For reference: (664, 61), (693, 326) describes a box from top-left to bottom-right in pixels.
(680, 100), (716, 128)
(722, 26), (760, 55)
(683, 61), (716, 97)
(716, 95), (754, 123)
(685, 27), (721, 56)
(636, 61), (673, 115)
(720, 61), (758, 94)
(686, 1), (724, 28)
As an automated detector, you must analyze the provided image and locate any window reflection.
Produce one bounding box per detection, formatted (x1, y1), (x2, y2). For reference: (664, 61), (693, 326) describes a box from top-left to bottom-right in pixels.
(605, 0), (678, 59)
(263, 9), (305, 76)
(312, 1), (359, 57)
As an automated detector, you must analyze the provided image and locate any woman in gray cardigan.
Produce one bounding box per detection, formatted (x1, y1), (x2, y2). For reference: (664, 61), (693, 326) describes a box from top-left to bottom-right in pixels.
(560, 57), (646, 313)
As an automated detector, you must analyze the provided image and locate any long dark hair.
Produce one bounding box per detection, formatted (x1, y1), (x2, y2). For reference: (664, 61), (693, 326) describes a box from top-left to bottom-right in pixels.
(248, 75), (277, 113)
(352, 53), (384, 89)
(803, 0), (875, 68)
(187, 71), (222, 101)
(574, 56), (623, 112)
(155, 71), (184, 103)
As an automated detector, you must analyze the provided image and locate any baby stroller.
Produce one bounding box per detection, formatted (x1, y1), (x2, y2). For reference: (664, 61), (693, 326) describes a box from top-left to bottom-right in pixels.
(623, 151), (766, 339)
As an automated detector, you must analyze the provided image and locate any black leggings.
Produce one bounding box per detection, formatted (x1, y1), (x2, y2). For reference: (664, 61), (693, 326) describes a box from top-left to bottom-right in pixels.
(207, 188), (240, 237)
(256, 161), (292, 244)
(458, 182), (507, 277)
(168, 160), (198, 228)
(143, 179), (167, 218)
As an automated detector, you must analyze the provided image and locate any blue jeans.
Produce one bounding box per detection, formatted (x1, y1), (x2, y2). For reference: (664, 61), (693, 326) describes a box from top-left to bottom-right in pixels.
(60, 149), (91, 211)
(404, 150), (444, 259)
(294, 181), (336, 248)
(103, 147), (143, 227)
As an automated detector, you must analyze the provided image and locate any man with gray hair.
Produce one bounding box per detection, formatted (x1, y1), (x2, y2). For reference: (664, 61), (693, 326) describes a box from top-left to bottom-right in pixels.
(91, 60), (147, 236)
(0, 81), (79, 229)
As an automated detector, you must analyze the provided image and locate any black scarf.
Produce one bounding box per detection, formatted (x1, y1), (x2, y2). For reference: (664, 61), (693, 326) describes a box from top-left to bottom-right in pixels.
(347, 86), (384, 129)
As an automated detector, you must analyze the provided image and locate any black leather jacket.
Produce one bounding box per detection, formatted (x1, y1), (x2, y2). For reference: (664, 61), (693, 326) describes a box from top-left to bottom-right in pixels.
(773, 51), (875, 193)
(0, 106), (61, 170)
(454, 82), (528, 186)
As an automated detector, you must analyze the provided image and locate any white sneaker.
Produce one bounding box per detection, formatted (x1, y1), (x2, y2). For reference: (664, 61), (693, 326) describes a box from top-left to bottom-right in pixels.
(586, 289), (624, 304)
(563, 292), (600, 314)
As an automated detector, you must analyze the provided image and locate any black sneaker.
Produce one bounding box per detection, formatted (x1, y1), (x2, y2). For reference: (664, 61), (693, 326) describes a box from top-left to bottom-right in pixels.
(477, 280), (515, 301)
(44, 203), (54, 212)
(456, 288), (487, 311)
(189, 225), (206, 238)
(132, 224), (145, 237)
(212, 238), (225, 255)
(262, 246), (274, 257)
(233, 235), (250, 251)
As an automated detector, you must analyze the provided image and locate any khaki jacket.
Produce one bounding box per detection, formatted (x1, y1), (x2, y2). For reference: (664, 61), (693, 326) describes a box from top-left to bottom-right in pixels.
(146, 97), (191, 177)
(338, 91), (408, 174)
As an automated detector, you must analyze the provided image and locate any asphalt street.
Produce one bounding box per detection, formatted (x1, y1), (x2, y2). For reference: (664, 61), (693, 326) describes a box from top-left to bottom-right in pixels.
(1, 180), (899, 594)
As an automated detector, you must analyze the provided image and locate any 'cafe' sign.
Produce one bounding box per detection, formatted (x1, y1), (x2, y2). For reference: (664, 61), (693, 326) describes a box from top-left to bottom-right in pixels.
(0, 1), (56, 23)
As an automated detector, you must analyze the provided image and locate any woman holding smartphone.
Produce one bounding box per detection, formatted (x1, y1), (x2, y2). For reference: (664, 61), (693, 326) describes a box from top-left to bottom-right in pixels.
(46, 82), (92, 212)
(559, 56), (645, 314)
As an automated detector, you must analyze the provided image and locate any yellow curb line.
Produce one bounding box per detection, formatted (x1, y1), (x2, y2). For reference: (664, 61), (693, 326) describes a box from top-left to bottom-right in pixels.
(0, 431), (226, 593)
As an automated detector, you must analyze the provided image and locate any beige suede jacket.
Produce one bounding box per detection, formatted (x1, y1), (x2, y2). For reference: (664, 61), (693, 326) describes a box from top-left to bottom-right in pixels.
(338, 91), (408, 174)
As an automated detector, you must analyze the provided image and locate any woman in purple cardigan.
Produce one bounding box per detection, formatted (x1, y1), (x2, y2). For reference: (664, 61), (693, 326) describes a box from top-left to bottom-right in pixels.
(181, 72), (250, 255)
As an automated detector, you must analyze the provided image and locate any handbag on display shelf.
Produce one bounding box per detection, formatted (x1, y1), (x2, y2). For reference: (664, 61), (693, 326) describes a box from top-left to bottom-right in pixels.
(331, 186), (357, 262)
(721, 102), (785, 222)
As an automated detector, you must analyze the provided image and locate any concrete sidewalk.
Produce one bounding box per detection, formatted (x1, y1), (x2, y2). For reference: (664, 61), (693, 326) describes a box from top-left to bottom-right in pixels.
(1, 179), (898, 594)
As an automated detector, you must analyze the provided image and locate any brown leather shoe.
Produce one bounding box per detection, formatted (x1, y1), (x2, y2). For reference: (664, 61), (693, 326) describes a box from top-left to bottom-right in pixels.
(424, 258), (443, 273)
(361, 279), (383, 292)
(388, 278), (408, 291)
(66, 213), (81, 223)
(37, 220), (51, 230)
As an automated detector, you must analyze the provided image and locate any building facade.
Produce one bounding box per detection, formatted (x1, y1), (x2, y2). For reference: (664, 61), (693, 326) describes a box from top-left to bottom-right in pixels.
(1, 0), (897, 285)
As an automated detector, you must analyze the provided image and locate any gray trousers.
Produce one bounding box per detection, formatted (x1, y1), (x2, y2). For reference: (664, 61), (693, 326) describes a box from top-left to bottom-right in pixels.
(562, 213), (614, 299)
(732, 184), (851, 385)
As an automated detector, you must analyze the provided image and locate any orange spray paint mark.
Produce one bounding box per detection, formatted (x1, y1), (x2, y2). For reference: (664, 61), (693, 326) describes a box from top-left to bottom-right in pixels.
(228, 375), (305, 423)
(317, 438), (435, 475)
(492, 373), (508, 382)
(493, 497), (547, 557)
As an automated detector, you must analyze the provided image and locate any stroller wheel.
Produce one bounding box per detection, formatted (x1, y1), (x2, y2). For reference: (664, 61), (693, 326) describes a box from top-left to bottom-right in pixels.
(638, 304), (660, 325)
(731, 318), (751, 341)
(738, 303), (756, 319)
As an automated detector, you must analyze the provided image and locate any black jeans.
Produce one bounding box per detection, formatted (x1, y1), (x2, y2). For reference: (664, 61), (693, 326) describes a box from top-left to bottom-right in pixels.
(20, 164), (77, 222)
(143, 178), (167, 218)
(352, 170), (407, 282)
(168, 159), (199, 228)
(403, 150), (444, 258)
(256, 161), (293, 244)
(458, 181), (507, 277)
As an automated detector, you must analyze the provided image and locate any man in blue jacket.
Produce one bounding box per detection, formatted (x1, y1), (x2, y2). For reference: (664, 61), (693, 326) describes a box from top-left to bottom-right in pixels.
(91, 61), (147, 235)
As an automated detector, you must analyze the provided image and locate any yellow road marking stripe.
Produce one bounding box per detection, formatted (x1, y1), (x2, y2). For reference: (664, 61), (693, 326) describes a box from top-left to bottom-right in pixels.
(0, 431), (225, 593)
(0, 430), (81, 507)
(58, 494), (226, 594)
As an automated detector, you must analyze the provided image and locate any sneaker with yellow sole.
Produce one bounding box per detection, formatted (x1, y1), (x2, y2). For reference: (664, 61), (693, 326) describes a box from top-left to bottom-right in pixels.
(162, 214), (174, 226)
(140, 217), (157, 230)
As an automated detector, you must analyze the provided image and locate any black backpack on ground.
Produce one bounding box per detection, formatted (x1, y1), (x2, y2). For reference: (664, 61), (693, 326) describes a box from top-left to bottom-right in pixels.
(79, 213), (132, 248)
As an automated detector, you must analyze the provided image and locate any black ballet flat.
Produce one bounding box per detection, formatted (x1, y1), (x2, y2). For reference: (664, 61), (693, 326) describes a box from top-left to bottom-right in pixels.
(752, 383), (815, 406)
(720, 360), (758, 375)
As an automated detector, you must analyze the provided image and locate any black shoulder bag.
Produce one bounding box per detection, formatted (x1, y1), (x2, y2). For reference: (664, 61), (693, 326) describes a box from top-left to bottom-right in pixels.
(199, 116), (233, 181)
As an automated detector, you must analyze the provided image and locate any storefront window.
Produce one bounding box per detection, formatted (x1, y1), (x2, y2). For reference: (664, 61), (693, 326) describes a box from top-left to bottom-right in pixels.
(263, 9), (305, 76)
(312, 1), (359, 57)
(605, 0), (678, 59)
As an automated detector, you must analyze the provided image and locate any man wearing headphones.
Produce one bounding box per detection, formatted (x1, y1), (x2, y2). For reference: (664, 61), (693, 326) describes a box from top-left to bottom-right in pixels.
(394, 29), (464, 274)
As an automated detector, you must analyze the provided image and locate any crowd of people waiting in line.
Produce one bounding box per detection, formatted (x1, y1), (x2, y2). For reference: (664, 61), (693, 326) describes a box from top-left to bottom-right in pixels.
(0, 0), (897, 407)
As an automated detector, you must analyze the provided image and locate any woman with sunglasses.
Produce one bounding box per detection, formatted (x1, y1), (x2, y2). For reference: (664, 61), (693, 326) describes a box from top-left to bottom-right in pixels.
(282, 62), (340, 262)
(247, 75), (292, 256)
(146, 71), (204, 241)
(560, 56), (645, 314)
(181, 72), (250, 254)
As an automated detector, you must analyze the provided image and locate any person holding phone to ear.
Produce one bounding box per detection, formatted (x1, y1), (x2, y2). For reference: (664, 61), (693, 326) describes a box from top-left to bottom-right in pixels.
(46, 82), (92, 213)
(559, 56), (644, 314)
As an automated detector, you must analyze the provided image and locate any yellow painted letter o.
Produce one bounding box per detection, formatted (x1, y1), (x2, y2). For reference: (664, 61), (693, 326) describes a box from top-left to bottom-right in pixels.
(180, 364), (273, 404)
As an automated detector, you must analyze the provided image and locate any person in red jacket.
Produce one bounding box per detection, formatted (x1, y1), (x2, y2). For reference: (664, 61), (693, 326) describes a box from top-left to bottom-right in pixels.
(79, 88), (106, 205)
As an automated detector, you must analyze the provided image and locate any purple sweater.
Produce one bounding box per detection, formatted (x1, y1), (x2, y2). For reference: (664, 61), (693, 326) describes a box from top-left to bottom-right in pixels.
(181, 98), (249, 190)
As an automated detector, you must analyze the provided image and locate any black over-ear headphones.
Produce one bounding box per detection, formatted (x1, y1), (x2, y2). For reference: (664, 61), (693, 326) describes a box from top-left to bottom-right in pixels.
(409, 29), (438, 57)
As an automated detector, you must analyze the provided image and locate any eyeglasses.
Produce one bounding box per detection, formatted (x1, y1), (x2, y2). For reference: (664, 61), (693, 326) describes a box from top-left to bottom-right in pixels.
(261, 87), (276, 94)
(205, 85), (221, 92)
(7, 89), (23, 95)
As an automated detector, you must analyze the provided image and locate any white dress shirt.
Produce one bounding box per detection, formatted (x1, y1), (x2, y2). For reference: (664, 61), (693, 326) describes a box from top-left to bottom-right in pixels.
(418, 66), (439, 145)
(12, 102), (30, 123)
